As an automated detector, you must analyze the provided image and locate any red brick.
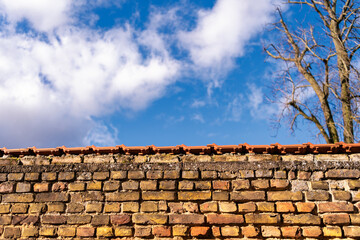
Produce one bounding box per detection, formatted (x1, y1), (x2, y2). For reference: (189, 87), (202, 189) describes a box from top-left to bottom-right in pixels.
(212, 180), (229, 190)
(169, 214), (204, 224)
(190, 226), (209, 237)
(212, 226), (221, 237)
(344, 226), (360, 237)
(12, 215), (39, 225)
(206, 213), (244, 224)
(221, 226), (239, 237)
(241, 226), (259, 237)
(33, 183), (49, 192)
(35, 193), (68, 202)
(110, 215), (131, 225)
(270, 179), (289, 189)
(41, 215), (66, 224)
(251, 179), (269, 189)
(0, 182), (14, 193)
(318, 202), (354, 213)
(153, 226), (171, 237)
(52, 182), (67, 191)
(281, 226), (301, 238)
(276, 202), (295, 212)
(232, 179), (250, 190)
(298, 171), (311, 180)
(296, 202), (315, 212)
(77, 227), (95, 237)
(238, 202), (256, 212)
(261, 226), (281, 237)
(302, 226), (322, 237)
(323, 213), (350, 224)
(134, 226), (151, 237)
(230, 191), (265, 201)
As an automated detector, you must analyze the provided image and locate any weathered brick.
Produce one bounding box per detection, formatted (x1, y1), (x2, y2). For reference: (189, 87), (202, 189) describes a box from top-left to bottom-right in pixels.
(311, 181), (328, 190)
(92, 215), (109, 226)
(232, 179), (250, 190)
(201, 171), (217, 179)
(28, 203), (46, 214)
(255, 169), (273, 178)
(261, 226), (281, 237)
(274, 170), (287, 178)
(93, 171), (109, 180)
(41, 215), (66, 224)
(298, 171), (311, 180)
(110, 214), (131, 225)
(128, 170), (145, 179)
(200, 201), (218, 212)
(0, 204), (10, 214)
(350, 213), (360, 224)
(195, 181), (211, 190)
(140, 180), (157, 190)
(245, 213), (280, 224)
(11, 203), (28, 213)
(85, 202), (102, 213)
(281, 226), (301, 238)
(344, 226), (360, 237)
(104, 203), (121, 213)
(33, 183), (49, 192)
(276, 202), (295, 212)
(159, 180), (176, 190)
(0, 216), (11, 225)
(323, 213), (350, 224)
(173, 225), (188, 236)
(87, 181), (102, 190)
(68, 215), (92, 224)
(133, 213), (167, 224)
(39, 226), (56, 236)
(134, 226), (151, 237)
(143, 191), (175, 200)
(238, 169), (254, 178)
(296, 202), (315, 212)
(122, 181), (139, 190)
(306, 191), (330, 201)
(97, 226), (114, 237)
(68, 203), (85, 213)
(52, 182), (67, 191)
(52, 155), (81, 164)
(283, 214), (321, 225)
(153, 226), (171, 237)
(42, 172), (57, 181)
(77, 227), (95, 237)
(122, 202), (139, 212)
(114, 226), (132, 237)
(326, 169), (360, 178)
(219, 202), (237, 213)
(58, 226), (76, 237)
(270, 179), (289, 189)
(3, 227), (20, 238)
(238, 202), (256, 212)
(213, 191), (229, 200)
(318, 202), (354, 213)
(252, 179), (269, 189)
(242, 226), (259, 237)
(164, 170), (180, 179)
(291, 180), (309, 191)
(178, 191), (211, 200)
(0, 182), (14, 193)
(35, 193), (68, 202)
(333, 190), (351, 200)
(230, 191), (265, 201)
(221, 226), (239, 237)
(3, 193), (33, 203)
(84, 154), (114, 163)
(182, 170), (198, 179)
(77, 172), (92, 180)
(24, 173), (39, 181)
(169, 214), (204, 224)
(58, 172), (75, 181)
(179, 181), (194, 190)
(348, 180), (360, 189)
(206, 213), (243, 224)
(106, 192), (140, 201)
(68, 182), (86, 191)
(323, 226), (342, 237)
(147, 170), (163, 179)
(267, 191), (303, 201)
(111, 171), (127, 179)
(22, 226), (39, 237)
(47, 203), (65, 212)
(256, 202), (275, 212)
(8, 173), (24, 181)
(302, 226), (322, 237)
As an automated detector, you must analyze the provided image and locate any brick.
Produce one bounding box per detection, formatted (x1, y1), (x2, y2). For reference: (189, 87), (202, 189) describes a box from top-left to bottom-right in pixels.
(86, 202), (102, 213)
(323, 226), (342, 237)
(348, 180), (360, 189)
(270, 179), (289, 189)
(84, 155), (114, 163)
(11, 203), (28, 213)
(58, 226), (76, 237)
(201, 171), (217, 179)
(52, 182), (67, 191)
(350, 213), (360, 224)
(291, 180), (309, 191)
(344, 226), (360, 237)
(298, 171), (311, 180)
(141, 201), (157, 212)
(255, 169), (273, 178)
(35, 193), (68, 202)
(252, 179), (269, 189)
(164, 170), (180, 179)
(220, 171), (237, 179)
(68, 215), (92, 224)
(169, 214), (204, 224)
(200, 201), (217, 212)
(212, 180), (229, 190)
(245, 213), (280, 224)
(22, 226), (39, 237)
(274, 170), (287, 178)
(219, 202), (237, 212)
(128, 170), (144, 179)
(173, 225), (188, 236)
(302, 226), (322, 237)
(104, 203), (121, 212)
(238, 202), (256, 212)
(281, 226), (301, 238)
(323, 213), (350, 224)
(87, 181), (102, 190)
(296, 202), (315, 212)
(0, 204), (10, 213)
(8, 173), (24, 181)
(256, 202), (275, 212)
(213, 191), (229, 200)
(29, 203), (46, 214)
(159, 180), (175, 190)
(267, 191), (303, 201)
(283, 214), (321, 225)
(182, 170), (198, 179)
(179, 180), (193, 190)
(230, 191), (265, 201)
(261, 226), (281, 237)
(77, 227), (95, 237)
(24, 173), (39, 181)
(153, 226), (171, 237)
(47, 203), (65, 212)
(97, 226), (114, 237)
(106, 192), (140, 201)
(312, 171), (324, 180)
(183, 202), (198, 212)
(326, 169), (360, 178)
(52, 155), (81, 164)
(68, 182), (85, 191)
(42, 172), (57, 181)
(239, 169), (254, 178)
(206, 213), (244, 224)
(114, 227), (132, 237)
(318, 202), (354, 212)
(33, 183), (49, 192)
(147, 170), (163, 179)
(232, 179), (250, 190)
(133, 213), (167, 224)
(110, 214), (131, 225)
(178, 191), (211, 200)
(77, 172), (92, 180)
(3, 227), (20, 238)
(221, 226), (239, 237)
(0, 173), (6, 181)
(58, 172), (75, 181)
(306, 191), (330, 201)
(276, 202), (295, 212)
(93, 171), (109, 180)
(0, 216), (11, 225)
(39, 226), (56, 236)
(333, 190), (351, 200)
(195, 181), (211, 190)
(3, 193), (33, 202)
(242, 226), (259, 237)
(311, 181), (328, 190)
(111, 171), (127, 179)
(41, 215), (66, 224)
(0, 182), (14, 193)
(122, 202), (139, 212)
(140, 180), (157, 190)
(143, 191), (175, 200)
(134, 226), (151, 237)
(92, 215), (109, 226)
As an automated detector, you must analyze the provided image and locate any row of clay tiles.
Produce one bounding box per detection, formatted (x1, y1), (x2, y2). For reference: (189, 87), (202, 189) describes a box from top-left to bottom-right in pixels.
(1, 142), (360, 157)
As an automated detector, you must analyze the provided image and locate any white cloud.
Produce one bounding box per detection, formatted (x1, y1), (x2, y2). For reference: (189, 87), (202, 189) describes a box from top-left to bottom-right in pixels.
(83, 123), (118, 147)
(179, 0), (277, 73)
(226, 94), (244, 122)
(191, 100), (206, 108)
(246, 84), (277, 119)
(192, 113), (205, 123)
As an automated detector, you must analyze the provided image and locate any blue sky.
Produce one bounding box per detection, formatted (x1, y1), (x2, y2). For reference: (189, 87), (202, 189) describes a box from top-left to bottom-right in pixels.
(0, 0), (319, 148)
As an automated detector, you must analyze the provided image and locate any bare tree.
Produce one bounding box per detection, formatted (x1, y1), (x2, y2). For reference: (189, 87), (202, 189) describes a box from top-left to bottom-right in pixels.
(265, 0), (360, 143)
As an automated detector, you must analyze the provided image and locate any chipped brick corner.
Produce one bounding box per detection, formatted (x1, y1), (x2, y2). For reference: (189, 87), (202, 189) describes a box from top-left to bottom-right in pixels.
(0, 143), (360, 239)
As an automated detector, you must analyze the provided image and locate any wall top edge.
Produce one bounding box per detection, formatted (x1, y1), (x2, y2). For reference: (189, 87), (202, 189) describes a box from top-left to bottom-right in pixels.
(1, 142), (360, 157)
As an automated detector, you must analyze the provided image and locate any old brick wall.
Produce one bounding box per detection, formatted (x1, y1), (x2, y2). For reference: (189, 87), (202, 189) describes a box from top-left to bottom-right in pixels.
(0, 153), (360, 239)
